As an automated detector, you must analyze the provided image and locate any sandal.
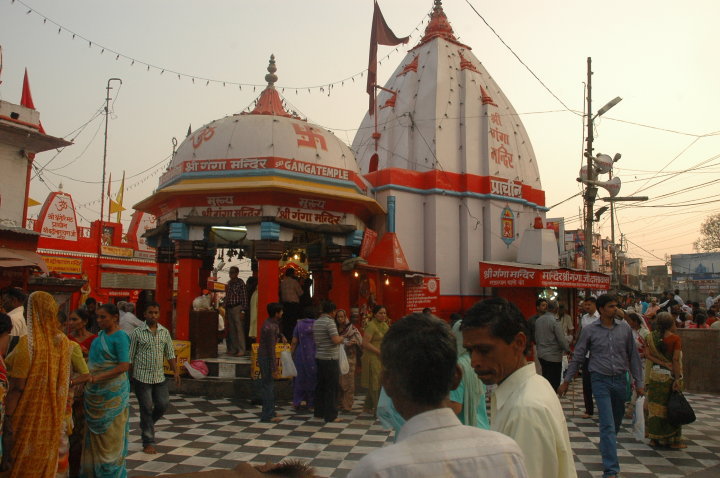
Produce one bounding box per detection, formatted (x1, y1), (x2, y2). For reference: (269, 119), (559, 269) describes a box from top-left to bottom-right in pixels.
(649, 439), (660, 447)
(670, 442), (687, 449)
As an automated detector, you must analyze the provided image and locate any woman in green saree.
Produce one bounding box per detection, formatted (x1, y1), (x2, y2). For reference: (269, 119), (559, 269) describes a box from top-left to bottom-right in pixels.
(80, 303), (131, 477)
(644, 312), (685, 449)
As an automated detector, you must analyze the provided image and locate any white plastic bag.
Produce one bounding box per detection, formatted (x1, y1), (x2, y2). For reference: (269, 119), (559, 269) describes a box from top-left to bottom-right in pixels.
(338, 344), (350, 375)
(633, 396), (646, 442)
(280, 350), (297, 377)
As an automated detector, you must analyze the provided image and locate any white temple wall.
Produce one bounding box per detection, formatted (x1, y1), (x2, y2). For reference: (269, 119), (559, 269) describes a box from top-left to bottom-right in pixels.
(0, 143), (29, 225)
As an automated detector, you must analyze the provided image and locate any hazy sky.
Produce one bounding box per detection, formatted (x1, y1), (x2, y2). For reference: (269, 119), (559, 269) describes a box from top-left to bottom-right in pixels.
(2, 0), (719, 266)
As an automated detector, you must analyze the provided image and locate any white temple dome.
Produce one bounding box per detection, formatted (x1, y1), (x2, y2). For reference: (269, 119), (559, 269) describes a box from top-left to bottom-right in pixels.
(163, 55), (361, 190)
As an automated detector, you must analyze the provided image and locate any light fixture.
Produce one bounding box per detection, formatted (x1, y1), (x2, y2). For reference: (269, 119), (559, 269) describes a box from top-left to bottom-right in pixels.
(293, 254), (299, 260)
(384, 277), (390, 286)
(211, 226), (247, 232)
(353, 271), (359, 278)
(595, 96), (622, 118)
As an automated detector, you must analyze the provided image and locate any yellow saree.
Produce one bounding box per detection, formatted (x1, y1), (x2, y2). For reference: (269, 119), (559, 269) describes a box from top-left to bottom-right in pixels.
(5, 291), (71, 478)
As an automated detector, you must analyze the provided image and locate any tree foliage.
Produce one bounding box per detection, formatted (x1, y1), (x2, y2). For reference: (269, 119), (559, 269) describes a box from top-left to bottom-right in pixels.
(694, 213), (720, 252)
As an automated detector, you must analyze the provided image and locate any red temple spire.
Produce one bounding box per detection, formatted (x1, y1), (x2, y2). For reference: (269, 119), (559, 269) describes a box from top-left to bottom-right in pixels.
(19, 68), (45, 133)
(415, 0), (468, 49)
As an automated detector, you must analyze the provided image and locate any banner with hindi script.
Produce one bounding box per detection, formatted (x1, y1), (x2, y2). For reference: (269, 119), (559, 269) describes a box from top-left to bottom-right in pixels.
(480, 262), (610, 290)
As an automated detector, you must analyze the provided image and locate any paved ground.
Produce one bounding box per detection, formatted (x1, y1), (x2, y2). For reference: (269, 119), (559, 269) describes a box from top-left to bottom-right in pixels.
(126, 383), (720, 477)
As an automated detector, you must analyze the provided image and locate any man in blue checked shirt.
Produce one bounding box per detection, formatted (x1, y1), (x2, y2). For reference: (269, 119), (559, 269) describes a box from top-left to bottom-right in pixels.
(559, 294), (644, 478)
(129, 301), (181, 454)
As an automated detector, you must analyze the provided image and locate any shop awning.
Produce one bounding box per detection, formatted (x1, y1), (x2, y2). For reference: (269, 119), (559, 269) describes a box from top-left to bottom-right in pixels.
(480, 261), (610, 290)
(0, 248), (49, 273)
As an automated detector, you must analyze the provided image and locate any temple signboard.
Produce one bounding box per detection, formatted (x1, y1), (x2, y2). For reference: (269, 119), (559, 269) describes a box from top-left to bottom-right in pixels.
(405, 277), (440, 314)
(479, 262), (610, 290)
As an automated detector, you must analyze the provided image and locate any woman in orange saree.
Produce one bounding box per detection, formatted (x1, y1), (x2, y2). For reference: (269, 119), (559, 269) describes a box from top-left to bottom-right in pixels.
(4, 291), (72, 478)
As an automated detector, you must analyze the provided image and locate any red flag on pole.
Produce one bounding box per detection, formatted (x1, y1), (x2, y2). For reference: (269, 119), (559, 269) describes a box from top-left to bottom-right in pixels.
(367, 1), (409, 115)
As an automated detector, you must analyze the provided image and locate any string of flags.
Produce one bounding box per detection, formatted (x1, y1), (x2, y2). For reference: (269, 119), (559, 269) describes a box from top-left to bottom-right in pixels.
(73, 158), (171, 210)
(10, 0), (429, 95)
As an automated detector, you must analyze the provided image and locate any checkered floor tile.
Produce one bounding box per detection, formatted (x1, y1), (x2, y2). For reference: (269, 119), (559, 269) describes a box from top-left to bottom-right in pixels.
(126, 383), (720, 477)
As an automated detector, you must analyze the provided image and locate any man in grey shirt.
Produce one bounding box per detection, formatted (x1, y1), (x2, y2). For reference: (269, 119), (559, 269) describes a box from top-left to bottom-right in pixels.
(313, 300), (343, 423)
(119, 301), (144, 335)
(559, 294), (644, 478)
(535, 300), (570, 391)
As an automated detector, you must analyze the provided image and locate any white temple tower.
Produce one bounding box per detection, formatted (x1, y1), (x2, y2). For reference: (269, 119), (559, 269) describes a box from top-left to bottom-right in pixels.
(353, 1), (547, 311)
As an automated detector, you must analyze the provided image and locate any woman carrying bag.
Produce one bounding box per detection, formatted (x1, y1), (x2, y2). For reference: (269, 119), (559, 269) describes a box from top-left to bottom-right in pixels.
(644, 312), (686, 449)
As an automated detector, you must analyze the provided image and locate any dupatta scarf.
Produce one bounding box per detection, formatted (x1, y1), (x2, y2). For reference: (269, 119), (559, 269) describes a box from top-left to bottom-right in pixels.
(9, 291), (71, 478)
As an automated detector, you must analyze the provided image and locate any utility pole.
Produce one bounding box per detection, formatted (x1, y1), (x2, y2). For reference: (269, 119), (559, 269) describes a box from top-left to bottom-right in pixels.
(100, 78), (122, 224)
(609, 167), (617, 285)
(96, 78), (122, 291)
(583, 57), (595, 273)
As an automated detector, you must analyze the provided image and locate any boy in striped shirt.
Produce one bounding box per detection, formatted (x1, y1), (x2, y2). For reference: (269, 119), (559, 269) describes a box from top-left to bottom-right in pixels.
(129, 301), (181, 454)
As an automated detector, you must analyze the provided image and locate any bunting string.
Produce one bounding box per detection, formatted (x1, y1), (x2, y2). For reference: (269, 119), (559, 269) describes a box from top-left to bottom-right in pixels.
(9, 0), (429, 95)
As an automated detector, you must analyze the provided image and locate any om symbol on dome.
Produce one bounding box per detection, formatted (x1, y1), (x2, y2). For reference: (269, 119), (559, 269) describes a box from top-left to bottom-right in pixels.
(192, 127), (216, 149)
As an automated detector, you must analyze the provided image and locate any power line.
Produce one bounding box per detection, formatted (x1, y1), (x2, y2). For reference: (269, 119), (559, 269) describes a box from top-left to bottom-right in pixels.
(10, 0), (428, 93)
(463, 0), (577, 114)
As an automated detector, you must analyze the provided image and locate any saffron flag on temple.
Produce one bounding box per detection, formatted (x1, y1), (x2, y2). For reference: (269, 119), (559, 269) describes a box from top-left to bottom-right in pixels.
(112, 171), (126, 222)
(367, 1), (409, 115)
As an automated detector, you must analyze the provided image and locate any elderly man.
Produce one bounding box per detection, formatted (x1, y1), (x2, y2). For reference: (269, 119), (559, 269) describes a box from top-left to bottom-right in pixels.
(559, 294), (644, 478)
(350, 313), (527, 478)
(119, 301), (144, 335)
(462, 298), (576, 478)
(535, 300), (570, 391)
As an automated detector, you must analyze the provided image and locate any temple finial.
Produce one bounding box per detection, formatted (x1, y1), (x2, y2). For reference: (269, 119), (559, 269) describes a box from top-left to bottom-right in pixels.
(265, 54), (278, 88)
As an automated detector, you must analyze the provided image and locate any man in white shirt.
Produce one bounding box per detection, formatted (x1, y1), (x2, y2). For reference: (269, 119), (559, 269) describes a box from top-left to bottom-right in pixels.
(1, 288), (27, 337)
(462, 298), (577, 478)
(706, 293), (717, 311)
(350, 313), (527, 478)
(119, 301), (144, 335)
(673, 289), (685, 307)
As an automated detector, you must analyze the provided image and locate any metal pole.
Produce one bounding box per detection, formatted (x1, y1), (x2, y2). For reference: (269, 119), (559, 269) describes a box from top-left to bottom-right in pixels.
(97, 78), (121, 292)
(609, 168), (616, 287)
(584, 58), (594, 274)
(100, 78), (122, 224)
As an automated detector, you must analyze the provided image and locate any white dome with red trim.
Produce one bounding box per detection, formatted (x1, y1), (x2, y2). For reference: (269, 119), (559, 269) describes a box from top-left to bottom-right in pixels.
(163, 55), (360, 189)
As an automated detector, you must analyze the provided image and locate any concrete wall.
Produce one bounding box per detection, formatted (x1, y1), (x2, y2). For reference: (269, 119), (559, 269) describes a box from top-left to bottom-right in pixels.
(676, 328), (720, 394)
(0, 143), (29, 225)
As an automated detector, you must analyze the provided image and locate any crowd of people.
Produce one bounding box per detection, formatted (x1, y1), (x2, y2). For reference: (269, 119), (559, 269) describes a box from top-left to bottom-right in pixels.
(0, 282), (714, 478)
(0, 289), (179, 477)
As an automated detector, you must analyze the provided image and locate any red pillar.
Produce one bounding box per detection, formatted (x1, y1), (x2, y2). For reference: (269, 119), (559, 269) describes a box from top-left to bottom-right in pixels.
(154, 246), (175, 330)
(327, 262), (351, 313)
(254, 241), (284, 337)
(174, 241), (204, 340)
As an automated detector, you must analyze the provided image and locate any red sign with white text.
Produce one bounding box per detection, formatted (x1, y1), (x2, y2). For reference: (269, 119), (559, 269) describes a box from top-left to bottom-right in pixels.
(479, 262), (610, 290)
(405, 277), (440, 314)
